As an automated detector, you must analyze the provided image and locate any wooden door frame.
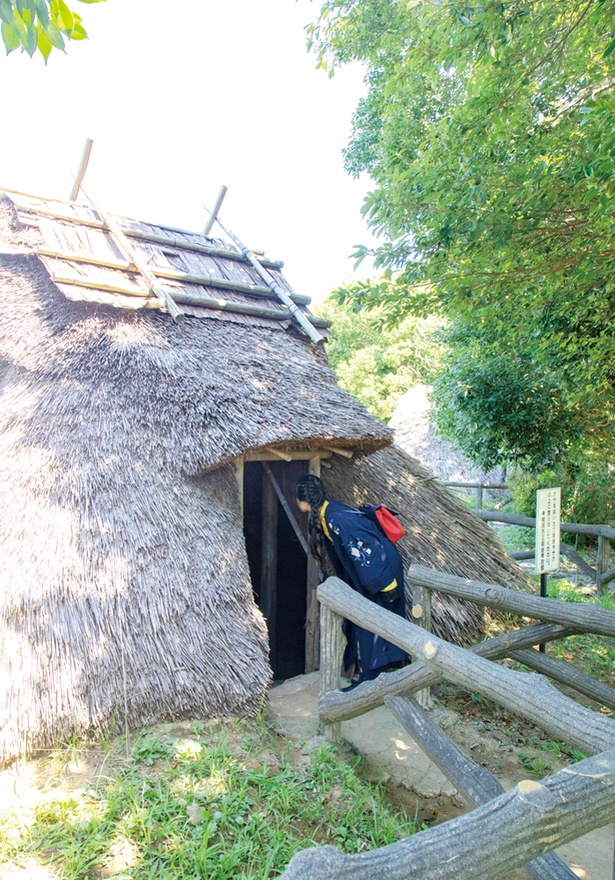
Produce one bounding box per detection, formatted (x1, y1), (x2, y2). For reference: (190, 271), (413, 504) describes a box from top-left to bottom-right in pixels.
(235, 449), (334, 673)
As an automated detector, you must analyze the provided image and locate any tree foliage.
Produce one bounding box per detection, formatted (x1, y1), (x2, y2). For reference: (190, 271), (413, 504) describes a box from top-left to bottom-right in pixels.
(310, 0), (615, 469)
(1, 0), (104, 61)
(321, 286), (444, 421)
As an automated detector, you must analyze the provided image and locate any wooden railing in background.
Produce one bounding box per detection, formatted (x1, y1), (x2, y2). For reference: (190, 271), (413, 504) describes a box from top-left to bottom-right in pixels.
(278, 573), (615, 880)
(440, 480), (615, 594)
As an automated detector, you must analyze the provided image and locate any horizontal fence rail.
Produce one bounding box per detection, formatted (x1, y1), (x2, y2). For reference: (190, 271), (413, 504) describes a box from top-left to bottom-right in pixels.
(299, 571), (615, 881)
(279, 747), (615, 880)
(440, 481), (615, 593)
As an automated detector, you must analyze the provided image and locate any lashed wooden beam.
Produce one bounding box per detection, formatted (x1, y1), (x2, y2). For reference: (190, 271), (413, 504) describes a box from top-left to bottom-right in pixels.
(207, 211), (324, 345)
(50, 274), (330, 325)
(37, 247), (312, 304)
(69, 138), (94, 202)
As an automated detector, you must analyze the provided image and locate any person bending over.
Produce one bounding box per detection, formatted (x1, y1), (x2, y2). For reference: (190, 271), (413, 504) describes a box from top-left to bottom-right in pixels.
(296, 474), (407, 688)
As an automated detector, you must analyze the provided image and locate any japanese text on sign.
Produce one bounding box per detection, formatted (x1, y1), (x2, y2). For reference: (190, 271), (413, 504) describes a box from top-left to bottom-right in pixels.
(535, 487), (561, 575)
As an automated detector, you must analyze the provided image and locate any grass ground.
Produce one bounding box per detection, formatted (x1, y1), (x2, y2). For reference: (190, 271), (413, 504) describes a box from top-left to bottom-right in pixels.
(0, 716), (420, 880)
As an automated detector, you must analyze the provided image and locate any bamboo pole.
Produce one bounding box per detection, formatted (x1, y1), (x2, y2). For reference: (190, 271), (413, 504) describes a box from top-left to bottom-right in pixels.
(205, 210), (324, 345)
(38, 247), (312, 304)
(324, 446), (353, 458)
(79, 188), (184, 322)
(69, 138), (94, 202)
(203, 185), (228, 236)
(6, 190), (286, 268)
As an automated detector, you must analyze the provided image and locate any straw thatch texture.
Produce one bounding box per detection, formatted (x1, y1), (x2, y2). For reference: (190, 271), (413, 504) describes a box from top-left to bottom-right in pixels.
(391, 385), (504, 484)
(325, 446), (529, 645)
(0, 240), (390, 763)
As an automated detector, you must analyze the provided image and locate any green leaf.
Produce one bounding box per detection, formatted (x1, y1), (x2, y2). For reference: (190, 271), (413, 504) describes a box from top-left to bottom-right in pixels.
(77, 0), (106, 3)
(37, 21), (52, 60)
(69, 18), (85, 37)
(43, 17), (64, 48)
(1, 19), (20, 51)
(603, 37), (615, 58)
(21, 18), (37, 54)
(50, 0), (73, 30)
(35, 0), (49, 27)
(0, 0), (12, 24)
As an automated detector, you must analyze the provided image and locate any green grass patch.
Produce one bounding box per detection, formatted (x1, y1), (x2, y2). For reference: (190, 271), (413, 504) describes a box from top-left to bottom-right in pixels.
(0, 717), (420, 879)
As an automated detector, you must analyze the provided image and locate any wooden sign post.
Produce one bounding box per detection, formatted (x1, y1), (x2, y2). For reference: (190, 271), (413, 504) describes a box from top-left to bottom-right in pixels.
(535, 487), (561, 652)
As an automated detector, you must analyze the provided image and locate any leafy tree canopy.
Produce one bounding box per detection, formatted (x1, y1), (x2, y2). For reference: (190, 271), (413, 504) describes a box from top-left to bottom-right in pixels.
(321, 285), (444, 421)
(310, 0), (615, 470)
(1, 0), (104, 62)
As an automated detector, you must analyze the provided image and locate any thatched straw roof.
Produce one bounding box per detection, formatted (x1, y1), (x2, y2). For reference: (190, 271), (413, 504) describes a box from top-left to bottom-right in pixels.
(0, 191), (391, 763)
(390, 385), (504, 483)
(0, 188), (526, 764)
(325, 445), (528, 645)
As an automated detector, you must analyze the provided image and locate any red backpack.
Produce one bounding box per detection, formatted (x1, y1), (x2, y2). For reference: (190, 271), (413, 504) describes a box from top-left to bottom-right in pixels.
(359, 504), (406, 543)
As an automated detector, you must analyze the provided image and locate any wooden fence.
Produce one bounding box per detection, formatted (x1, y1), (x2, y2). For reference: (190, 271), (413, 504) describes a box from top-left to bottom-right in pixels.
(279, 570), (615, 880)
(441, 481), (615, 594)
(476, 509), (615, 595)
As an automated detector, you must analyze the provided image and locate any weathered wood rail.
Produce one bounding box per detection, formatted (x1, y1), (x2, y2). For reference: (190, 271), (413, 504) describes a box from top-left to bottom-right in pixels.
(279, 572), (615, 880)
(477, 509), (615, 594)
(441, 480), (615, 594)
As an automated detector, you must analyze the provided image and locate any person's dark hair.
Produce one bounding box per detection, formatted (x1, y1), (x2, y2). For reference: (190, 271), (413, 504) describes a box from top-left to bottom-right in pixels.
(296, 474), (326, 562)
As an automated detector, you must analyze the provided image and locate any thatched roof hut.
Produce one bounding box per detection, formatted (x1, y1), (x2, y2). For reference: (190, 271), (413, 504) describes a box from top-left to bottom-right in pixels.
(0, 188), (523, 764)
(390, 385), (504, 484)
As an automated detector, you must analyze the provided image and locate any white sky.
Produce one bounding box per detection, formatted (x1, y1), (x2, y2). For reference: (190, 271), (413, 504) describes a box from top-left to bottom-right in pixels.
(0, 0), (379, 304)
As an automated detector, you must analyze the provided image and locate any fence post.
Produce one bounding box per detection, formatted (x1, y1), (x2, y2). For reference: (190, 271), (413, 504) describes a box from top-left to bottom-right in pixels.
(319, 601), (344, 743)
(596, 535), (610, 597)
(477, 484), (483, 511)
(411, 582), (434, 709)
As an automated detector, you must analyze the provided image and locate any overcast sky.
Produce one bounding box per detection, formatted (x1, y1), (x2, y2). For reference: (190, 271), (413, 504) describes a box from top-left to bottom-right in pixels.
(0, 0), (378, 304)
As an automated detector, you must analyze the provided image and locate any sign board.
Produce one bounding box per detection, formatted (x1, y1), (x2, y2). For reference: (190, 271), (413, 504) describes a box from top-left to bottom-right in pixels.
(535, 487), (561, 574)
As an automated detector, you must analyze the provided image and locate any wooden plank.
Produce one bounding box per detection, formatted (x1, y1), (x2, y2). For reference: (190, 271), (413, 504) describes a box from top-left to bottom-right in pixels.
(305, 456), (322, 673)
(411, 583), (433, 708)
(477, 510), (615, 540)
(263, 463), (309, 556)
(408, 565), (615, 638)
(261, 470), (278, 671)
(235, 458), (244, 519)
(320, 602), (344, 743)
(509, 647), (615, 709)
(385, 696), (577, 879)
(280, 746), (615, 880)
(244, 450), (332, 462)
(318, 577), (615, 754)
(321, 621), (575, 724)
(596, 535), (611, 596)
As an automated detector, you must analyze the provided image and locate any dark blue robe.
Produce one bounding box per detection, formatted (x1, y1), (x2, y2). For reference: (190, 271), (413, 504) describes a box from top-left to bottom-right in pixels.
(321, 500), (407, 673)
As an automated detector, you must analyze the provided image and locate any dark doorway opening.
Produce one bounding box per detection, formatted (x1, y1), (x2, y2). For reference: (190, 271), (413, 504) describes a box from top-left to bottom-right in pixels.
(243, 460), (308, 680)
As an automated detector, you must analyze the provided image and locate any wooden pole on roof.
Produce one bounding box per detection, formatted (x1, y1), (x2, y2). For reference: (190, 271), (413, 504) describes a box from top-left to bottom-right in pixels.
(203, 185), (228, 236)
(80, 186), (185, 323)
(69, 138), (94, 202)
(204, 198), (325, 346)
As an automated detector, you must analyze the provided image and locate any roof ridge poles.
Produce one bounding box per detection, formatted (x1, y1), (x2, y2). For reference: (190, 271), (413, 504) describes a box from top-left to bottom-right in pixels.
(80, 186), (184, 323)
(68, 138), (183, 323)
(204, 187), (324, 346)
(69, 138), (94, 202)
